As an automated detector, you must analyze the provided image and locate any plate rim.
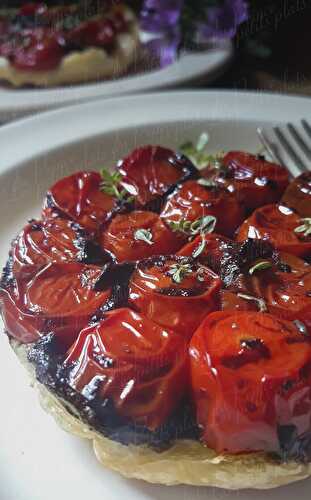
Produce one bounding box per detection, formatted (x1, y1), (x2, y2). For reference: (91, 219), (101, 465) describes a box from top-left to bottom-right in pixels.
(0, 43), (233, 119)
(1, 89), (311, 176)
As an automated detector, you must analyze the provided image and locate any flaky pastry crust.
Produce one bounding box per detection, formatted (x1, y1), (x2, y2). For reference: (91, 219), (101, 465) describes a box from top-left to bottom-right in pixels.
(10, 338), (311, 490)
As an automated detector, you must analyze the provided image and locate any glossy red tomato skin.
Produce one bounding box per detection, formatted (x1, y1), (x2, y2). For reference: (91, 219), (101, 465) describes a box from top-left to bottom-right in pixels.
(11, 218), (83, 278)
(161, 181), (244, 238)
(101, 210), (183, 262)
(177, 233), (233, 264)
(190, 311), (311, 454)
(43, 171), (115, 231)
(128, 258), (221, 340)
(0, 262), (109, 346)
(118, 146), (189, 208)
(281, 172), (311, 217)
(64, 308), (188, 430)
(237, 204), (311, 258)
(221, 252), (311, 328)
(206, 151), (289, 213)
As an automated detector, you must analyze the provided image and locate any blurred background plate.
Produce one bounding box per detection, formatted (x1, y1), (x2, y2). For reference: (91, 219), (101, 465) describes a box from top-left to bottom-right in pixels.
(0, 41), (232, 122)
(0, 90), (311, 500)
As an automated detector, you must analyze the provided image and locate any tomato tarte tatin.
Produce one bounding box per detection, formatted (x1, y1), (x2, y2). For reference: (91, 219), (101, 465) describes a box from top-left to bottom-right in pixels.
(2, 141), (311, 489)
(0, 2), (140, 87)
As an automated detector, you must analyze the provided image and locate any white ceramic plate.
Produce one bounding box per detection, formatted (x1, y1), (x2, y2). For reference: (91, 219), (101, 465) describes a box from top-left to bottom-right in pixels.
(1, 91), (311, 500)
(0, 41), (232, 121)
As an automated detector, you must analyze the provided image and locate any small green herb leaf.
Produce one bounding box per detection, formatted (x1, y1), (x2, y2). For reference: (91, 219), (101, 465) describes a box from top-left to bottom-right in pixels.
(294, 218), (311, 237)
(134, 229), (153, 246)
(197, 178), (217, 188)
(196, 132), (209, 152)
(237, 293), (267, 312)
(249, 260), (273, 276)
(192, 236), (206, 259)
(179, 132), (224, 169)
(100, 168), (132, 202)
(168, 263), (192, 284)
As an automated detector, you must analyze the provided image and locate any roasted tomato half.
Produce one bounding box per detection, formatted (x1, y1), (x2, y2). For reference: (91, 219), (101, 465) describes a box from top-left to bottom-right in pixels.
(237, 204), (311, 258)
(281, 171), (311, 217)
(221, 252), (311, 328)
(0, 262), (109, 346)
(118, 146), (197, 208)
(43, 171), (116, 231)
(11, 218), (85, 277)
(161, 180), (244, 238)
(64, 308), (188, 430)
(190, 311), (311, 455)
(128, 256), (221, 340)
(201, 151), (289, 213)
(101, 210), (183, 262)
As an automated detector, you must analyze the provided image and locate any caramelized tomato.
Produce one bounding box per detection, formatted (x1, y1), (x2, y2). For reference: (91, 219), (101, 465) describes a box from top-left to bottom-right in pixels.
(43, 171), (115, 231)
(128, 256), (221, 340)
(177, 233), (233, 269)
(101, 210), (183, 262)
(201, 151), (289, 213)
(64, 308), (188, 430)
(0, 262), (109, 346)
(221, 252), (311, 327)
(190, 311), (311, 454)
(161, 180), (244, 238)
(68, 19), (117, 48)
(12, 218), (83, 277)
(237, 204), (311, 258)
(12, 28), (65, 71)
(281, 172), (311, 217)
(118, 146), (197, 208)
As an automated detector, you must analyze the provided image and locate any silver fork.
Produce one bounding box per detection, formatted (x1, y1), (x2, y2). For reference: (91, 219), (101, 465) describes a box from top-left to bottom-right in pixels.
(257, 120), (311, 176)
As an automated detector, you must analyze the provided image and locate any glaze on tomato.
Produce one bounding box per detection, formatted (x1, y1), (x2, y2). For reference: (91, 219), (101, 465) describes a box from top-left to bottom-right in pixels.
(101, 210), (183, 262)
(11, 218), (85, 277)
(221, 252), (311, 328)
(190, 311), (311, 454)
(64, 308), (188, 430)
(118, 146), (197, 208)
(161, 180), (244, 238)
(128, 256), (221, 340)
(281, 172), (311, 217)
(43, 171), (116, 231)
(237, 204), (311, 258)
(201, 152), (289, 213)
(0, 262), (109, 346)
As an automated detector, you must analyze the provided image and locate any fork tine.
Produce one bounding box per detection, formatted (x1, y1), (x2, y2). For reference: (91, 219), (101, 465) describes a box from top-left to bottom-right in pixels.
(287, 123), (311, 160)
(256, 127), (286, 167)
(301, 119), (311, 140)
(273, 127), (309, 172)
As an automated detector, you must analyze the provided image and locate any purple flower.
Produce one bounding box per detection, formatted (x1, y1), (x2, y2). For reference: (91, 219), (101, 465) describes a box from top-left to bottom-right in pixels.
(145, 29), (181, 67)
(198, 0), (248, 40)
(141, 0), (184, 33)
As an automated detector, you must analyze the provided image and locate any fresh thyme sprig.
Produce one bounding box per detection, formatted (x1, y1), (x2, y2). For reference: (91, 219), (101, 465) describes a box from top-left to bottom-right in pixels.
(168, 261), (192, 284)
(134, 229), (153, 245)
(179, 132), (224, 169)
(100, 168), (133, 202)
(294, 218), (311, 237)
(168, 215), (217, 238)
